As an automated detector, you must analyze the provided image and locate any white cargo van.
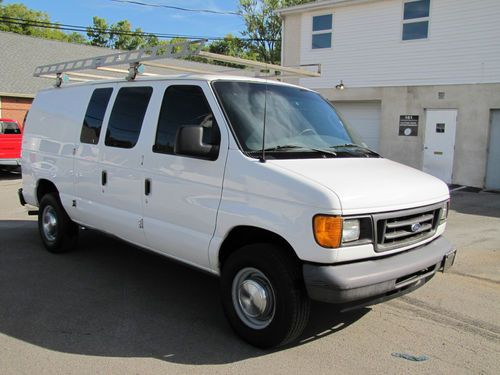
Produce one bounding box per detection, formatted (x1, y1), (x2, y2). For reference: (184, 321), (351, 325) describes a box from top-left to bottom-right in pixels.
(19, 75), (456, 348)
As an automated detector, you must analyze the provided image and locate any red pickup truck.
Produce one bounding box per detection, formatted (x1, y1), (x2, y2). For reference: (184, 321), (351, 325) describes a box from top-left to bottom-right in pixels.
(0, 118), (23, 169)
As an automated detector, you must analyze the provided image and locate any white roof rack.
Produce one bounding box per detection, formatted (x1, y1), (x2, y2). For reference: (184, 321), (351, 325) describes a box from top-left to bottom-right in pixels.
(33, 39), (320, 87)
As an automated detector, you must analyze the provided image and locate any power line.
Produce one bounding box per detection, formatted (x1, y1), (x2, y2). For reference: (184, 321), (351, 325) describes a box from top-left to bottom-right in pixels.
(0, 16), (276, 41)
(110, 0), (240, 15)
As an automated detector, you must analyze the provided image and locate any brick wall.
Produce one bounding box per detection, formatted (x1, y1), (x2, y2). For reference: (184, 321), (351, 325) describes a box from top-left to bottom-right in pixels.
(0, 96), (33, 127)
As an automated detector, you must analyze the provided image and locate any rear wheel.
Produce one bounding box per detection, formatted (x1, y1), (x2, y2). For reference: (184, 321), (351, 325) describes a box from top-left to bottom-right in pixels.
(38, 193), (78, 253)
(221, 243), (310, 349)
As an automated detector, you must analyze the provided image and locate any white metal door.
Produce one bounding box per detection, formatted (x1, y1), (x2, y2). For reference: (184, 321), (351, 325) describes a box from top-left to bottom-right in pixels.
(332, 101), (381, 152)
(142, 82), (228, 270)
(423, 109), (457, 184)
(485, 110), (500, 190)
(97, 84), (154, 245)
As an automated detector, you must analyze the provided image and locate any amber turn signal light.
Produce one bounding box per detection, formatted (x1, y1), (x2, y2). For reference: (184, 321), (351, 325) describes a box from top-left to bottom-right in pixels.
(313, 215), (343, 248)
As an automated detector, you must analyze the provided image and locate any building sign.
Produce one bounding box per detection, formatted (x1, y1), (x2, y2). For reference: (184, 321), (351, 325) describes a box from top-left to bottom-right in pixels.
(399, 115), (419, 136)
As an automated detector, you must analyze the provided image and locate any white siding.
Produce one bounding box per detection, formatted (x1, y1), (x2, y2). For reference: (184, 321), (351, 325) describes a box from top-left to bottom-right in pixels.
(298, 0), (500, 88)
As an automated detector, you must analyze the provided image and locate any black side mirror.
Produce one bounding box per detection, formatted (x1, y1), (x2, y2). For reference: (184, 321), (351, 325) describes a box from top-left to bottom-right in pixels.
(174, 125), (218, 160)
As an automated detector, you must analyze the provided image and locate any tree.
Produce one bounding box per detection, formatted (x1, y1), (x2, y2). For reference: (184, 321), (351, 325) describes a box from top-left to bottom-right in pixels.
(86, 16), (156, 50)
(239, 0), (313, 64)
(110, 20), (149, 50)
(204, 34), (258, 68)
(86, 16), (111, 47)
(208, 34), (256, 59)
(66, 32), (87, 44)
(0, 2), (79, 42)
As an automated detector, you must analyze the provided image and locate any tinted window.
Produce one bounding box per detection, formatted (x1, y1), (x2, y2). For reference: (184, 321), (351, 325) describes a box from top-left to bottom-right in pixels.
(404, 0), (430, 20)
(0, 121), (21, 134)
(403, 21), (429, 40)
(153, 85), (219, 156)
(313, 14), (332, 31)
(81, 88), (112, 144)
(105, 87), (152, 149)
(312, 33), (332, 49)
(213, 81), (352, 155)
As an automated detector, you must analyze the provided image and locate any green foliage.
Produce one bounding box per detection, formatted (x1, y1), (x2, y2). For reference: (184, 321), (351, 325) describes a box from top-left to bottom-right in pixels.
(86, 16), (110, 47)
(208, 34), (256, 59)
(0, 2), (86, 43)
(239, 0), (313, 64)
(86, 17), (152, 50)
(203, 34), (258, 68)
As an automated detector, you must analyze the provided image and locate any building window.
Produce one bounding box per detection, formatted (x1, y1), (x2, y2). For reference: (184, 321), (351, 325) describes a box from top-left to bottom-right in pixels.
(402, 0), (430, 40)
(312, 14), (332, 49)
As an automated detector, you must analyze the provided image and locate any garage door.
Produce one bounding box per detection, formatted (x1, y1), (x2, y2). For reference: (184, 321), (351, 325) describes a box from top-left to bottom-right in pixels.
(485, 110), (500, 190)
(332, 101), (381, 152)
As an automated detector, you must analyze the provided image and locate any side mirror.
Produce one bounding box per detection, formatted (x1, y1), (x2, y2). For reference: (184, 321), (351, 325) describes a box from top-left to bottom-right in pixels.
(174, 125), (218, 159)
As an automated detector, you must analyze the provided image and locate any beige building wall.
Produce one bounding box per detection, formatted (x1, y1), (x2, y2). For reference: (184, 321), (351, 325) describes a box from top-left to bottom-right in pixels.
(316, 84), (500, 187)
(281, 13), (302, 86)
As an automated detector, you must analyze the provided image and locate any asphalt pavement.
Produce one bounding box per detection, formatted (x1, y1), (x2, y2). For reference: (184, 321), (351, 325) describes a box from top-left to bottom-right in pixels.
(0, 169), (499, 374)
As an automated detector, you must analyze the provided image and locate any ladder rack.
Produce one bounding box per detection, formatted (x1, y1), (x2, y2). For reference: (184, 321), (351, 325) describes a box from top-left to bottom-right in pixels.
(33, 39), (321, 86)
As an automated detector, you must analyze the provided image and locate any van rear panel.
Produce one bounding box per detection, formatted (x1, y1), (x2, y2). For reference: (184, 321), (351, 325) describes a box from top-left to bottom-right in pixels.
(21, 86), (91, 206)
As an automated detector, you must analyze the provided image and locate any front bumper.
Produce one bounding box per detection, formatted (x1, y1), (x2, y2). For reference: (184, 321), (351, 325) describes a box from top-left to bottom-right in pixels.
(303, 236), (456, 309)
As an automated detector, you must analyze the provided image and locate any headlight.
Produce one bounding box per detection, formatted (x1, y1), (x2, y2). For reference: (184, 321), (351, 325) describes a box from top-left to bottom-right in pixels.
(313, 216), (363, 248)
(342, 219), (360, 243)
(440, 201), (449, 223)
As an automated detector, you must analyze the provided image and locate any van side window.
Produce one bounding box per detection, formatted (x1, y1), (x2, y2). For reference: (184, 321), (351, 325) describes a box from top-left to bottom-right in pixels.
(105, 86), (153, 149)
(153, 85), (220, 156)
(80, 88), (113, 144)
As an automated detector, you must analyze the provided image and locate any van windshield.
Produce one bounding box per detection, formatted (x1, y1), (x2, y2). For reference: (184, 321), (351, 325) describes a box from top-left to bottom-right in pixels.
(0, 121), (21, 135)
(212, 81), (376, 158)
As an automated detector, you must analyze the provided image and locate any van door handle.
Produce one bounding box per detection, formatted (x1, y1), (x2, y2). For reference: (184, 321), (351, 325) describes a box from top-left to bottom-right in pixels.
(145, 178), (151, 196)
(101, 170), (107, 186)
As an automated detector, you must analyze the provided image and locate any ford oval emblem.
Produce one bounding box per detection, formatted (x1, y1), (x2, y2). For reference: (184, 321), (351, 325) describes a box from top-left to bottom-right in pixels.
(411, 223), (422, 232)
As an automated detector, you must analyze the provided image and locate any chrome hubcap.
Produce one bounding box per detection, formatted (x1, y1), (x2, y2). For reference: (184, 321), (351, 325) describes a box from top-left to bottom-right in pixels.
(42, 206), (58, 242)
(232, 267), (275, 329)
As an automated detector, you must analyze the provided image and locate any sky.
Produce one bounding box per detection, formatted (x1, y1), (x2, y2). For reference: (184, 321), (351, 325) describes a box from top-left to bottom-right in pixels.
(3, 0), (246, 40)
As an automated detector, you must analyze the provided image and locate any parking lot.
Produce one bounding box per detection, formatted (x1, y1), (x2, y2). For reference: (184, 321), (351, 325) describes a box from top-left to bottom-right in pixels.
(0, 169), (499, 375)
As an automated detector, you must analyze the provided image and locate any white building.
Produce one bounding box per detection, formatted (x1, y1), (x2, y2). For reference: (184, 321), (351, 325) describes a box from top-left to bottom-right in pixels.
(278, 0), (500, 189)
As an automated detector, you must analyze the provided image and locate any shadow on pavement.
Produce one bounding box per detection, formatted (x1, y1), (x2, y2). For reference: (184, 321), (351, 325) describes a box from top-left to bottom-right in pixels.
(450, 190), (500, 219)
(0, 168), (21, 180)
(0, 220), (368, 364)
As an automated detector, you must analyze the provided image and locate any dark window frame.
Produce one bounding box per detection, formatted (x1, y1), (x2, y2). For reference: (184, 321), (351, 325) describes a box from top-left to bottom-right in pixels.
(104, 86), (153, 149)
(80, 87), (113, 145)
(402, 0), (430, 41)
(0, 120), (21, 134)
(152, 84), (220, 160)
(312, 14), (333, 49)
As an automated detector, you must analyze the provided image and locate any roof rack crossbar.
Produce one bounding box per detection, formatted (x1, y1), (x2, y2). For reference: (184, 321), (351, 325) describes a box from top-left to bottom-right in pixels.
(33, 38), (321, 84)
(33, 39), (207, 77)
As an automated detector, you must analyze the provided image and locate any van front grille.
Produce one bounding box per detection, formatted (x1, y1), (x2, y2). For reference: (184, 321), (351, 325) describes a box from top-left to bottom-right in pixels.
(374, 204), (442, 252)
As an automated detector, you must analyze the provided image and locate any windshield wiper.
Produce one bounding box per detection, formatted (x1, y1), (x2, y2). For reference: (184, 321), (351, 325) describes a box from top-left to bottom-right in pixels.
(261, 145), (337, 157)
(330, 143), (380, 157)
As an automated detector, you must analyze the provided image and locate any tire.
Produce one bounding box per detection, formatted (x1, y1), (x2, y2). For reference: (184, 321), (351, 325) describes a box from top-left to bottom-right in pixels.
(221, 243), (310, 349)
(38, 193), (78, 253)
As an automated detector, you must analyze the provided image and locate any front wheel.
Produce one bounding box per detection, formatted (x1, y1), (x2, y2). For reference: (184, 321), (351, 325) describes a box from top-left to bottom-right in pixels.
(38, 193), (78, 253)
(221, 244), (310, 349)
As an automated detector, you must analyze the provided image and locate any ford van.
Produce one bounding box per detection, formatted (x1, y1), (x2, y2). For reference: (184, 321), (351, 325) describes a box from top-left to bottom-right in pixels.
(19, 76), (456, 348)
